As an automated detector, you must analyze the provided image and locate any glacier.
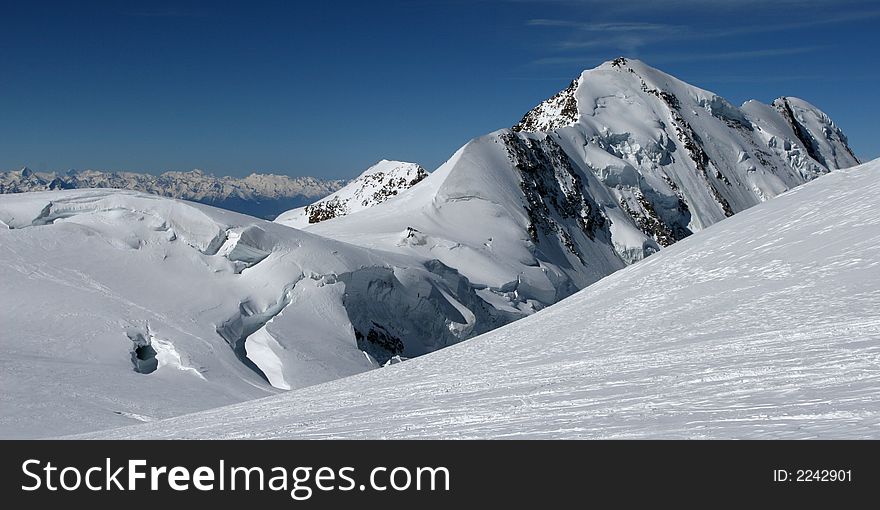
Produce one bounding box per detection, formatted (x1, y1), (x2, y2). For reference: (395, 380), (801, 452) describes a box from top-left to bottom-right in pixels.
(88, 158), (880, 439)
(0, 190), (511, 437)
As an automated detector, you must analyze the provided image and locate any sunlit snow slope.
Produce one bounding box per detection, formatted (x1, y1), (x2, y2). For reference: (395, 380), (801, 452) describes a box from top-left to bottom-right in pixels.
(0, 190), (512, 438)
(275, 160), (427, 228)
(94, 159), (880, 439)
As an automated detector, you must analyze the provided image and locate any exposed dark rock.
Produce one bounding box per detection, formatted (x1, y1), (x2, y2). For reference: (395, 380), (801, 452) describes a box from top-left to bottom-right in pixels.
(638, 78), (735, 218)
(354, 323), (405, 360)
(306, 197), (346, 224)
(610, 57), (628, 68)
(501, 132), (608, 264)
(775, 97), (828, 168)
(513, 79), (580, 133)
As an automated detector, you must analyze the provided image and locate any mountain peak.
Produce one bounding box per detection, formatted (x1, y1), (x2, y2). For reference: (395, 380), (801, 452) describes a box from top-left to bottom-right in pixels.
(513, 57), (671, 133)
(771, 96), (860, 168)
(275, 160), (428, 228)
(358, 159), (421, 178)
(593, 57), (671, 78)
(512, 78), (581, 133)
(599, 56), (638, 69)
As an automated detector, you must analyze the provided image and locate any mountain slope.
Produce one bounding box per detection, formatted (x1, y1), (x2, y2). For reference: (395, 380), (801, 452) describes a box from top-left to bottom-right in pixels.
(0, 190), (513, 438)
(289, 58), (858, 316)
(0, 168), (344, 219)
(275, 160), (427, 228)
(92, 159), (880, 439)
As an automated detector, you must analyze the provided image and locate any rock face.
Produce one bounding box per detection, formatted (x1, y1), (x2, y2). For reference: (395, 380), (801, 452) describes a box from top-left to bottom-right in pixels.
(509, 58), (860, 253)
(275, 160), (428, 228)
(771, 96), (860, 170)
(513, 79), (580, 133)
(0, 168), (344, 219)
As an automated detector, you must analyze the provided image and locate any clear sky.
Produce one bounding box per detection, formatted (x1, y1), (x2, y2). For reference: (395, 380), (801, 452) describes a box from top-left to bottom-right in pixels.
(1, 0), (877, 178)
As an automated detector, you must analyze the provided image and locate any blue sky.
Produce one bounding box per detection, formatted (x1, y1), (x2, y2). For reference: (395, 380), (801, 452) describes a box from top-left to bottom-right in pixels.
(1, 0), (877, 178)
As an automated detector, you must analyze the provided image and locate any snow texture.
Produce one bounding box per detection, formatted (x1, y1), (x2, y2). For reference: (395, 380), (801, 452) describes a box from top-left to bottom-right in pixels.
(0, 190), (511, 438)
(89, 158), (880, 439)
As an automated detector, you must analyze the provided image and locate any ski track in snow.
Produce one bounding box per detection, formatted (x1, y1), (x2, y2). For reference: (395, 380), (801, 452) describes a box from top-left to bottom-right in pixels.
(86, 160), (880, 439)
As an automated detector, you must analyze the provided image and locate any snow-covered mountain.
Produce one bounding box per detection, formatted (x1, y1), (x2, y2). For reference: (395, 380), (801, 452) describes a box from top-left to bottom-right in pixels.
(0, 168), (344, 219)
(89, 158), (880, 439)
(0, 58), (863, 438)
(275, 160), (428, 228)
(290, 58), (859, 315)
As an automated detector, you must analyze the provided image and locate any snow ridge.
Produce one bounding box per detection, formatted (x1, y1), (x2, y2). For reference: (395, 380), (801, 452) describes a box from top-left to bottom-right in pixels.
(275, 160), (428, 228)
(772, 96), (860, 170)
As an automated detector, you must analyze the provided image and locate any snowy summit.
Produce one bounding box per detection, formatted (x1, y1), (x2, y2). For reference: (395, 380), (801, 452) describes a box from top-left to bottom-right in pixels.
(275, 160), (428, 228)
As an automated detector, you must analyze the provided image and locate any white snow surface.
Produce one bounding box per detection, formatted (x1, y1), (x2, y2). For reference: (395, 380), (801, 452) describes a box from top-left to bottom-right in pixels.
(275, 160), (428, 228)
(0, 190), (510, 438)
(87, 159), (880, 439)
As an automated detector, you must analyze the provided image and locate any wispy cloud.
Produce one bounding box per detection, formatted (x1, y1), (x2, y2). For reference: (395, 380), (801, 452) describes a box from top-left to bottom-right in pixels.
(527, 20), (683, 32)
(124, 7), (209, 18)
(696, 8), (880, 37)
(686, 74), (830, 84)
(531, 55), (606, 66)
(531, 46), (827, 66)
(527, 6), (879, 62)
(493, 0), (867, 7)
(654, 46), (829, 63)
(531, 7), (880, 48)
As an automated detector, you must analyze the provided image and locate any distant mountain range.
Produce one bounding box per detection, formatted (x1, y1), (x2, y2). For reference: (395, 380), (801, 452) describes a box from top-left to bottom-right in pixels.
(0, 168), (345, 219)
